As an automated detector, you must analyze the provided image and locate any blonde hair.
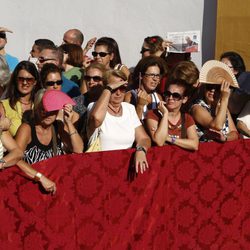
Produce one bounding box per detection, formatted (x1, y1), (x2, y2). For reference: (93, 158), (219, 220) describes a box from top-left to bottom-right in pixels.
(103, 69), (127, 86)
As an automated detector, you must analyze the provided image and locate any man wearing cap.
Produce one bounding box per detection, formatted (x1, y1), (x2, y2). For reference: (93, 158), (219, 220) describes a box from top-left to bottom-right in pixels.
(0, 27), (19, 71)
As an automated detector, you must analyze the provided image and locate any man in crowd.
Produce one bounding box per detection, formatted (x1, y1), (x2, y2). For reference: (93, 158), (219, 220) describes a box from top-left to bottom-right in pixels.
(0, 27), (19, 71)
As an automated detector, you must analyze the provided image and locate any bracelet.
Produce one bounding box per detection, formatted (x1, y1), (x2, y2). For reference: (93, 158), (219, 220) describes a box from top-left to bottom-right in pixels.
(34, 172), (43, 182)
(0, 158), (6, 170)
(136, 145), (147, 154)
(171, 136), (177, 144)
(104, 85), (113, 93)
(69, 130), (78, 136)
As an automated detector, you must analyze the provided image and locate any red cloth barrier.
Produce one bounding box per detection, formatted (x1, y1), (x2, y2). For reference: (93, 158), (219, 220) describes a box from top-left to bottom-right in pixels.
(1, 139), (250, 249)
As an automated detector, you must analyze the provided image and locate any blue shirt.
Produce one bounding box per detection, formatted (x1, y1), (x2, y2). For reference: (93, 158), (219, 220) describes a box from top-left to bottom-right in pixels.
(61, 75), (81, 98)
(4, 53), (19, 72)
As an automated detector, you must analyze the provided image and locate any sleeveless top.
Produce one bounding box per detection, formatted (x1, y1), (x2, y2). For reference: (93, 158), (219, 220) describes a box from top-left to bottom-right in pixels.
(131, 90), (161, 120)
(1, 99), (23, 137)
(24, 122), (64, 164)
(192, 99), (229, 142)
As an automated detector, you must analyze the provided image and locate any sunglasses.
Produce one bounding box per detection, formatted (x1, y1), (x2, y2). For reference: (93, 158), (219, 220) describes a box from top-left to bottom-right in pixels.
(0, 32), (6, 39)
(144, 73), (161, 79)
(46, 80), (63, 86)
(84, 75), (102, 82)
(38, 57), (56, 63)
(92, 51), (110, 57)
(111, 85), (128, 93)
(140, 47), (151, 54)
(164, 91), (183, 101)
(17, 76), (36, 84)
(205, 84), (221, 91)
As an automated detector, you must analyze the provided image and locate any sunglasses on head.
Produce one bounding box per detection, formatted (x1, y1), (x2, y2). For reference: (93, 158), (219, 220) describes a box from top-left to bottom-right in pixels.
(92, 51), (110, 57)
(38, 57), (56, 63)
(140, 47), (151, 54)
(17, 76), (36, 85)
(46, 80), (63, 86)
(84, 75), (102, 82)
(164, 91), (183, 101)
(0, 32), (6, 39)
(205, 84), (220, 91)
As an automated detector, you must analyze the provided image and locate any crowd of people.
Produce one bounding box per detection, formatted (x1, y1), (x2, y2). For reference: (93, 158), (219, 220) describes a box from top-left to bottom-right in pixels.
(0, 26), (249, 193)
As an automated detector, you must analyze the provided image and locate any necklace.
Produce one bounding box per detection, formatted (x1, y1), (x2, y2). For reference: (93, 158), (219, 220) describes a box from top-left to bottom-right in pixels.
(19, 99), (31, 105)
(108, 104), (122, 116)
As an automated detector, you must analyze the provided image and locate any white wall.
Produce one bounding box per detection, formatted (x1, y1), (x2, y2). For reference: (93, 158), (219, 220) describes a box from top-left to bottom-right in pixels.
(1, 0), (205, 68)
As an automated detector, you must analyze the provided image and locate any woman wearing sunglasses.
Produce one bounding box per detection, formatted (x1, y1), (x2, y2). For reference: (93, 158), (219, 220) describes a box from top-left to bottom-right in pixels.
(87, 69), (151, 174)
(190, 81), (238, 142)
(92, 37), (130, 79)
(145, 79), (198, 150)
(74, 62), (106, 116)
(40, 63), (63, 91)
(15, 89), (83, 193)
(0, 61), (40, 136)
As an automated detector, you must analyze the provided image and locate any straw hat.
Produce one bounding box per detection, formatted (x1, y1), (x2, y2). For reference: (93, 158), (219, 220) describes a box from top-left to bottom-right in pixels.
(0, 27), (13, 33)
(199, 60), (239, 88)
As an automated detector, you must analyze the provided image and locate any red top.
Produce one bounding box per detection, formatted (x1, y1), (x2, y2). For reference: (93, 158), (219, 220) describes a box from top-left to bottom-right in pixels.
(146, 109), (195, 138)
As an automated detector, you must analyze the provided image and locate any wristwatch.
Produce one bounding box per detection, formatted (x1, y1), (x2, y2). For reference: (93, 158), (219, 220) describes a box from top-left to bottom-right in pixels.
(104, 85), (113, 93)
(136, 145), (147, 154)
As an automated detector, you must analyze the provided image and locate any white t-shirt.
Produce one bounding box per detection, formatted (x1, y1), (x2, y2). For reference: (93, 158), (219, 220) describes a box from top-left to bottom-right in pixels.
(237, 100), (250, 139)
(88, 102), (141, 151)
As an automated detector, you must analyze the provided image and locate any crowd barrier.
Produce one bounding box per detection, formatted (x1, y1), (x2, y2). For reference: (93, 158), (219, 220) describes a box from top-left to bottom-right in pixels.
(0, 139), (250, 249)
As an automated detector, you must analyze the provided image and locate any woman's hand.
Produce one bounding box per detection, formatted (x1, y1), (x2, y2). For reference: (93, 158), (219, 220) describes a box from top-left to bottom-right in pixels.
(204, 128), (227, 142)
(134, 151), (149, 174)
(158, 101), (168, 115)
(220, 80), (230, 100)
(82, 56), (93, 68)
(107, 81), (128, 91)
(63, 104), (74, 124)
(0, 117), (11, 131)
(40, 175), (57, 194)
(137, 89), (150, 106)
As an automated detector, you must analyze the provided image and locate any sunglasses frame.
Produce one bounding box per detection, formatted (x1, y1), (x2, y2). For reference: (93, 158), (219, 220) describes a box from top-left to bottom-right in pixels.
(84, 75), (103, 82)
(0, 32), (6, 39)
(205, 84), (221, 91)
(140, 47), (151, 54)
(92, 51), (110, 58)
(17, 76), (36, 85)
(164, 90), (183, 101)
(38, 57), (56, 63)
(111, 85), (128, 94)
(45, 80), (63, 86)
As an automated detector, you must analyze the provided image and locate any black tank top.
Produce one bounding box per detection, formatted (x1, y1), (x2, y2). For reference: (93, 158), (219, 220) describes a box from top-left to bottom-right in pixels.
(24, 122), (64, 164)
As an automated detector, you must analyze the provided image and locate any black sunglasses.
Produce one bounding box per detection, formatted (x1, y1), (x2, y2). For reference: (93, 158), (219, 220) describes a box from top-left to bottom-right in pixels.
(92, 51), (110, 57)
(164, 91), (183, 101)
(0, 32), (6, 39)
(140, 47), (151, 54)
(111, 85), (128, 93)
(46, 80), (63, 86)
(84, 75), (102, 82)
(205, 84), (220, 91)
(38, 57), (56, 63)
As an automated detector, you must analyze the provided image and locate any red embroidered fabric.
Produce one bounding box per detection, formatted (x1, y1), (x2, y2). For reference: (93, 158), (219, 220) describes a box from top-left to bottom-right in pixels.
(0, 139), (250, 249)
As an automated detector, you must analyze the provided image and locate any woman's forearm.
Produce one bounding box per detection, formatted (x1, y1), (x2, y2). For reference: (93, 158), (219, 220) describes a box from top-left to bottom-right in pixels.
(210, 99), (229, 131)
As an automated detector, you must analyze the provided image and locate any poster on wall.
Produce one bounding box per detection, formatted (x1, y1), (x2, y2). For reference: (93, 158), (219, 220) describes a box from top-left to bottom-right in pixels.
(167, 30), (200, 53)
